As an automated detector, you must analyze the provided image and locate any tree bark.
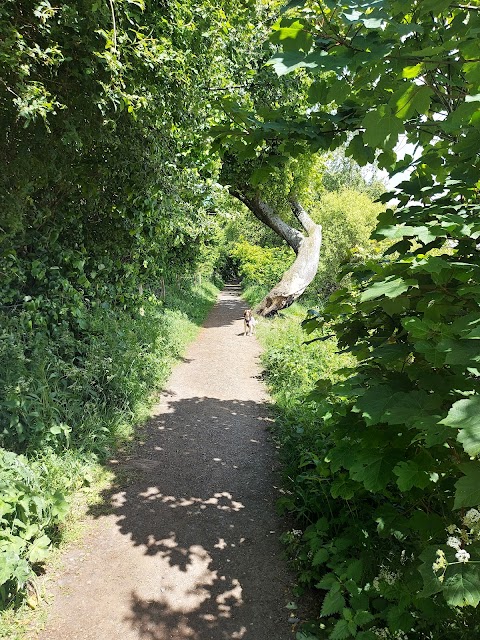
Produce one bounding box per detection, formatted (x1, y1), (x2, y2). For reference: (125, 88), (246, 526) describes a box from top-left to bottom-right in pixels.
(230, 192), (322, 316)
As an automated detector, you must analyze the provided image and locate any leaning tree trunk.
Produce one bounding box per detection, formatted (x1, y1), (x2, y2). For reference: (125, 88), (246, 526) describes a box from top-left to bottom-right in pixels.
(231, 192), (322, 316)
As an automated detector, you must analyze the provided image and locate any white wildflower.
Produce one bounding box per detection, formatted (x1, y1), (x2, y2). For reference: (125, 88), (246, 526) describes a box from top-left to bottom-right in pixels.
(463, 509), (480, 527)
(455, 549), (470, 563)
(379, 567), (399, 585)
(446, 536), (461, 550)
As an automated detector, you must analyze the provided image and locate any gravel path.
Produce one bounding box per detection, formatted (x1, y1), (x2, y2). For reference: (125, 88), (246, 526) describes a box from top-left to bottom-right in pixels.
(33, 285), (293, 640)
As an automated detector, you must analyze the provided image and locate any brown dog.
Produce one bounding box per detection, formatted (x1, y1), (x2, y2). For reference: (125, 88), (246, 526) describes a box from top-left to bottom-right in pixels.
(243, 309), (256, 336)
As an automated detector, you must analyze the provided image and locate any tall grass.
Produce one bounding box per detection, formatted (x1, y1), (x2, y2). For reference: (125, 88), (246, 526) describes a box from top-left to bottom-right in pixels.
(255, 299), (352, 458)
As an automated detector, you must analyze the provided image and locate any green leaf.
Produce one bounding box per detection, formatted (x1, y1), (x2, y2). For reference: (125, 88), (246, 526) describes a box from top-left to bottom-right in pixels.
(440, 396), (480, 456)
(344, 559), (364, 582)
(313, 548), (330, 566)
(453, 463), (480, 509)
(316, 573), (338, 590)
(361, 276), (417, 302)
(349, 450), (397, 492)
(28, 534), (51, 563)
(443, 563), (480, 608)
(308, 80), (329, 105)
(386, 606), (415, 632)
(321, 584), (346, 616)
(330, 475), (357, 500)
(418, 547), (443, 597)
(330, 619), (352, 640)
(268, 52), (312, 76)
(402, 63), (423, 79)
(363, 108), (404, 148)
(355, 386), (398, 426)
(51, 490), (69, 520)
(393, 460), (430, 491)
(391, 84), (433, 119)
(361, 17), (384, 29)
(353, 610), (374, 626)
(271, 20), (313, 53)
(463, 61), (480, 86)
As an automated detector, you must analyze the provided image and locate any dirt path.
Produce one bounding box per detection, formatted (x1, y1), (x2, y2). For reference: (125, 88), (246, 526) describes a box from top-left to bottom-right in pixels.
(32, 285), (293, 640)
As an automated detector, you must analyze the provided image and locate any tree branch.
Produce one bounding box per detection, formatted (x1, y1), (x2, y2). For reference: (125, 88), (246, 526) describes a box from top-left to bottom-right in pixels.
(289, 198), (318, 235)
(230, 190), (303, 253)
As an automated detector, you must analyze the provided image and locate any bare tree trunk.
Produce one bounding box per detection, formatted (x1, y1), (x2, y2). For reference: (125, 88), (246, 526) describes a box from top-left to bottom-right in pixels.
(231, 192), (322, 316)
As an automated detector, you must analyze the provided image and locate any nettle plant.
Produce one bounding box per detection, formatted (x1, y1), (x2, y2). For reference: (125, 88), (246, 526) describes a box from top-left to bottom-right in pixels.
(300, 179), (480, 639)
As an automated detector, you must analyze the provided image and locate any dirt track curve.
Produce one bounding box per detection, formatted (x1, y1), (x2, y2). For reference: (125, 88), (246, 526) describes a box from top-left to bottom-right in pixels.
(32, 285), (293, 640)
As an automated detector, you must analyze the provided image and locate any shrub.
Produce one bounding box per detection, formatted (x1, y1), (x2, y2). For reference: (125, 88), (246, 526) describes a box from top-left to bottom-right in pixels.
(0, 449), (68, 604)
(230, 239), (294, 288)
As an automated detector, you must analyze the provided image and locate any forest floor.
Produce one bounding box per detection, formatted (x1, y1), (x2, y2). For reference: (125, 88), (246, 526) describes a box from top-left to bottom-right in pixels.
(28, 285), (294, 640)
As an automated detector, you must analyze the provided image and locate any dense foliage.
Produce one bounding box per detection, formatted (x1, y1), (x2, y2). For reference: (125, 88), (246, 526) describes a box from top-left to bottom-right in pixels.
(0, 0), (264, 607)
(242, 1), (480, 638)
(2, 2), (480, 638)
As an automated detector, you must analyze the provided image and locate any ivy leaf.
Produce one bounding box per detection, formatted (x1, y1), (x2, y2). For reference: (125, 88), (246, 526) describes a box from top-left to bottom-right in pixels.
(443, 563), (480, 608)
(453, 463), (480, 509)
(440, 396), (480, 456)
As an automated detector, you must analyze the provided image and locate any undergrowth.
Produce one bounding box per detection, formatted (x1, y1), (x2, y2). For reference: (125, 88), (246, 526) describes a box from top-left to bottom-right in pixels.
(0, 279), (218, 626)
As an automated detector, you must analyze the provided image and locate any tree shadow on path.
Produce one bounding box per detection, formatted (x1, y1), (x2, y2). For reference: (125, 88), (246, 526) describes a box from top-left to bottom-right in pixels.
(89, 395), (291, 640)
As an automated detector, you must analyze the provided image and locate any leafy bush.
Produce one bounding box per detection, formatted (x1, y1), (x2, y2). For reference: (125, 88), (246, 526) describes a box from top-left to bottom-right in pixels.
(0, 449), (68, 604)
(230, 239), (294, 288)
(311, 189), (384, 295)
(279, 191), (480, 639)
(251, 189), (480, 639)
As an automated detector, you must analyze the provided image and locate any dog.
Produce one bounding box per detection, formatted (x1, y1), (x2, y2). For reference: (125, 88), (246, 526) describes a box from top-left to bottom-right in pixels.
(243, 309), (256, 336)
